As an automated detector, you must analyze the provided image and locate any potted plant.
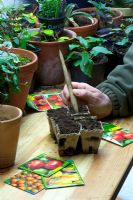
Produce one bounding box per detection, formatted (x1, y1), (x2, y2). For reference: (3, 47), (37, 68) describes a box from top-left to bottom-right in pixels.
(64, 3), (98, 37)
(111, 0), (133, 17)
(29, 27), (77, 86)
(76, 0), (123, 29)
(0, 42), (38, 111)
(37, 0), (66, 33)
(66, 36), (112, 86)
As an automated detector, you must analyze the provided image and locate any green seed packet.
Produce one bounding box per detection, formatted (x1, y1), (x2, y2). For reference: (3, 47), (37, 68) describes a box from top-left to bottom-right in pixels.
(42, 161), (84, 189)
(102, 128), (133, 147)
(18, 153), (70, 177)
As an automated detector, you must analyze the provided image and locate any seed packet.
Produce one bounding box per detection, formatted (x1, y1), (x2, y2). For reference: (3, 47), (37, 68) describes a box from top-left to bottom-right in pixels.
(102, 128), (133, 146)
(26, 93), (63, 111)
(44, 94), (63, 109)
(4, 171), (44, 195)
(102, 122), (121, 132)
(18, 154), (70, 177)
(42, 161), (84, 189)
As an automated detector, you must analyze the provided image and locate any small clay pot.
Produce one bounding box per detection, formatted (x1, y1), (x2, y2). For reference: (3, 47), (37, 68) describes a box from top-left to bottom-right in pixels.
(0, 105), (22, 171)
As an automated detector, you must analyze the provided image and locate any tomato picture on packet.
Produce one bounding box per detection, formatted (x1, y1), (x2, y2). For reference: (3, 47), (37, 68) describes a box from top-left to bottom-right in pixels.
(18, 154), (70, 177)
(45, 94), (63, 109)
(102, 128), (133, 146)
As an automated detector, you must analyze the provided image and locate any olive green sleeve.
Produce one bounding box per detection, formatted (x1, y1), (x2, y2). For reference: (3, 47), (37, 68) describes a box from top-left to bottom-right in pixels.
(97, 44), (133, 117)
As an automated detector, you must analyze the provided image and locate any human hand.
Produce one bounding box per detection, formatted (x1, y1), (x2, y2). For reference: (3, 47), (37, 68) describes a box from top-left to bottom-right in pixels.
(62, 82), (112, 119)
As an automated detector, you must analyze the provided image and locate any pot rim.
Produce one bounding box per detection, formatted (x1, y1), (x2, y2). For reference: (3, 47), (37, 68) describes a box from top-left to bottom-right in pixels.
(66, 18), (98, 30)
(0, 105), (22, 123)
(29, 29), (77, 45)
(10, 48), (38, 69)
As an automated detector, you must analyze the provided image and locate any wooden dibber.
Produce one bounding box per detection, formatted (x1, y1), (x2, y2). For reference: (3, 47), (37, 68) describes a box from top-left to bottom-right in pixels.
(59, 50), (79, 113)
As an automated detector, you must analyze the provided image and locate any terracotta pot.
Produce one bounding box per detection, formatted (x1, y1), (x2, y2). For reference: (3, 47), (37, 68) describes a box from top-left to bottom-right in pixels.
(112, 9), (123, 23)
(0, 105), (22, 172)
(66, 17), (98, 37)
(9, 48), (38, 111)
(76, 7), (123, 27)
(30, 29), (77, 86)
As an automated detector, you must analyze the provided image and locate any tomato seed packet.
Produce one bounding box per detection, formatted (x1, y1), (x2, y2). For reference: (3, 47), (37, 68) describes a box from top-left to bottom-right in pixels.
(42, 161), (84, 189)
(102, 128), (133, 147)
(44, 94), (63, 109)
(26, 93), (63, 111)
(18, 154), (70, 177)
(4, 171), (44, 195)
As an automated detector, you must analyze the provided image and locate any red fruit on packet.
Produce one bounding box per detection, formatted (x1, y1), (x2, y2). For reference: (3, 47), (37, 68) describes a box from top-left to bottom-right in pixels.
(123, 133), (133, 139)
(27, 160), (45, 170)
(112, 135), (124, 142)
(114, 130), (126, 136)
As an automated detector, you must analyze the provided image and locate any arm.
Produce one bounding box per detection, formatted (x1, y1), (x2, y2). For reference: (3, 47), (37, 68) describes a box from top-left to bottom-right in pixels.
(97, 44), (133, 117)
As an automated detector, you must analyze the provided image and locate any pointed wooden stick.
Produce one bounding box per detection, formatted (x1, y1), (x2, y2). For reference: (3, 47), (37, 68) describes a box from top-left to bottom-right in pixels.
(59, 49), (79, 113)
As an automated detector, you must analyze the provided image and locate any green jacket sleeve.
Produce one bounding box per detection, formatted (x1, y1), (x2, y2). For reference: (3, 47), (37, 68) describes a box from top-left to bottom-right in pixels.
(97, 44), (133, 117)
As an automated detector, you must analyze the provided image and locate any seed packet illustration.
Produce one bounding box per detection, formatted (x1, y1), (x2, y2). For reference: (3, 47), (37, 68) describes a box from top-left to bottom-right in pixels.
(42, 161), (84, 189)
(18, 154), (70, 177)
(4, 171), (44, 195)
(102, 122), (121, 132)
(27, 94), (51, 111)
(44, 93), (63, 109)
(102, 128), (133, 146)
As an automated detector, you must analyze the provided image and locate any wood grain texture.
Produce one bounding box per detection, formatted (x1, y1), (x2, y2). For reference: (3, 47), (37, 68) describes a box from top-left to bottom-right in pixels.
(0, 113), (133, 200)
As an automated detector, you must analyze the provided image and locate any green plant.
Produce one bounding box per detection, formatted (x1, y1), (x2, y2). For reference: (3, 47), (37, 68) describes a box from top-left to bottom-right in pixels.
(64, 3), (93, 27)
(88, 0), (115, 28)
(37, 0), (66, 18)
(0, 2), (37, 48)
(0, 42), (30, 104)
(30, 27), (69, 42)
(116, 24), (133, 45)
(66, 36), (112, 77)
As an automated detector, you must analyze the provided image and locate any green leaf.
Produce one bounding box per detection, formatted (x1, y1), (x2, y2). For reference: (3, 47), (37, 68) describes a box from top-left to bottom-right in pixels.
(66, 51), (78, 61)
(12, 74), (19, 86)
(69, 43), (80, 50)
(125, 25), (133, 34)
(116, 37), (129, 46)
(41, 29), (54, 37)
(80, 51), (93, 77)
(57, 36), (69, 42)
(76, 36), (88, 48)
(91, 46), (112, 57)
